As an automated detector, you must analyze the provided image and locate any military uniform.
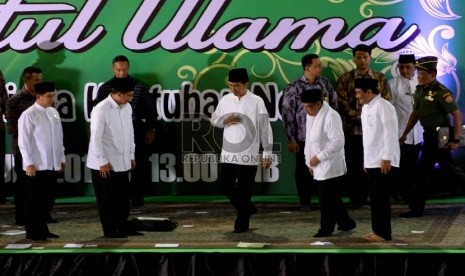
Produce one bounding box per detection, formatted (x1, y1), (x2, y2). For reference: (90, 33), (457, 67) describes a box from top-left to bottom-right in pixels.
(406, 57), (465, 216)
(414, 80), (458, 128)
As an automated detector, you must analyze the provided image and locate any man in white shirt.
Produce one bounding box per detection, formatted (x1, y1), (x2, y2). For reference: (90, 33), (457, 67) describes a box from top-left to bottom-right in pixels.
(301, 88), (355, 238)
(355, 78), (400, 242)
(87, 77), (138, 238)
(210, 68), (273, 233)
(281, 54), (338, 212)
(94, 55), (157, 208)
(18, 82), (65, 241)
(6, 67), (43, 225)
(388, 54), (423, 204)
(336, 44), (393, 209)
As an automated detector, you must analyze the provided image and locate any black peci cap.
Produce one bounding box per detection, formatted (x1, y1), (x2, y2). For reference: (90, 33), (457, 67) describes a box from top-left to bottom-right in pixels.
(398, 54), (415, 64)
(111, 77), (136, 92)
(34, 82), (55, 94)
(354, 78), (379, 94)
(228, 68), (249, 83)
(300, 89), (323, 103)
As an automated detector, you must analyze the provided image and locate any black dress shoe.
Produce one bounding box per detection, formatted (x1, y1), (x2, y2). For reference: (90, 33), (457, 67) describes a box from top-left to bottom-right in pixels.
(233, 213), (250, 233)
(337, 221), (356, 231)
(313, 231), (332, 238)
(233, 226), (249, 233)
(26, 235), (48, 241)
(104, 228), (128, 238)
(47, 232), (60, 238)
(105, 232), (128, 238)
(233, 222), (249, 233)
(126, 230), (144, 236)
(400, 211), (423, 218)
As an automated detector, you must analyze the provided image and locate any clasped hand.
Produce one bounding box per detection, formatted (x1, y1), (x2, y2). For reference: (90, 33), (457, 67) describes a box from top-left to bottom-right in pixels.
(224, 114), (241, 125)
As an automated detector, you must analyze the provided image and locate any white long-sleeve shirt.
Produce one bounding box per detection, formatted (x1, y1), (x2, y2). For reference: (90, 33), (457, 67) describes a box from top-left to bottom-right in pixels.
(361, 95), (400, 168)
(86, 94), (135, 172)
(210, 91), (273, 165)
(304, 102), (346, 180)
(389, 75), (423, 144)
(18, 103), (65, 171)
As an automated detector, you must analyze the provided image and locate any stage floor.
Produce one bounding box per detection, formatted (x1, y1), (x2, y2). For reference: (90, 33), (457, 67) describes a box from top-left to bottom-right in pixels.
(2, 196), (465, 253)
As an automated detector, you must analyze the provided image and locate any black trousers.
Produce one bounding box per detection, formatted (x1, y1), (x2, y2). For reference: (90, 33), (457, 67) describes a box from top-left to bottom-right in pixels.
(295, 141), (314, 207)
(344, 135), (369, 205)
(24, 170), (57, 239)
(409, 128), (465, 213)
(398, 143), (421, 203)
(317, 175), (354, 233)
(129, 121), (152, 206)
(14, 154), (56, 224)
(13, 154), (26, 224)
(91, 169), (130, 236)
(219, 163), (258, 215)
(366, 168), (395, 240)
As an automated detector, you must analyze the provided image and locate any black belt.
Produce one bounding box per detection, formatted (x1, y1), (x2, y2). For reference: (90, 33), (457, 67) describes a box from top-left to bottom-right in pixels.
(423, 126), (449, 133)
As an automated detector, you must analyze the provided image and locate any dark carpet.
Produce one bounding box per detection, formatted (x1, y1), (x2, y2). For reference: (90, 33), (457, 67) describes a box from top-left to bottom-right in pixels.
(2, 200), (465, 251)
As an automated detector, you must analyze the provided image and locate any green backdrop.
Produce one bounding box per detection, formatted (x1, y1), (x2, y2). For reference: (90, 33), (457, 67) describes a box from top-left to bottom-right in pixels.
(1, 0), (464, 195)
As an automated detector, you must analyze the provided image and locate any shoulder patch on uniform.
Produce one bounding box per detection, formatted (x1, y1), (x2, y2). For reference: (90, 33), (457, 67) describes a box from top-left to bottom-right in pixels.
(442, 92), (452, 98)
(443, 92), (454, 103)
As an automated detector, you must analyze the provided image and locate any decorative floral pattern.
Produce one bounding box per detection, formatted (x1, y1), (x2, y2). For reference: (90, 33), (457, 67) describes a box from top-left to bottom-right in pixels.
(329, 0), (460, 20)
(179, 0), (461, 101)
(360, 0), (404, 18)
(402, 25), (460, 100)
(419, 0), (460, 20)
